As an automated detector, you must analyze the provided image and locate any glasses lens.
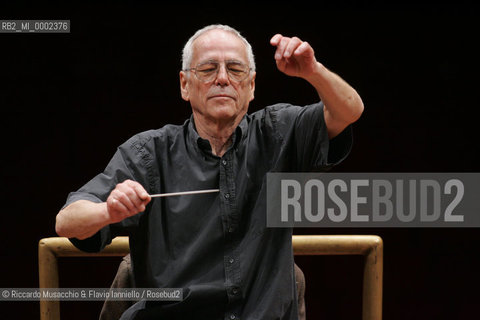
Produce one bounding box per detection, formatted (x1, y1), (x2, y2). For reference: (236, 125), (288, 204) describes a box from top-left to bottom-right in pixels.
(195, 63), (218, 82)
(226, 62), (249, 81)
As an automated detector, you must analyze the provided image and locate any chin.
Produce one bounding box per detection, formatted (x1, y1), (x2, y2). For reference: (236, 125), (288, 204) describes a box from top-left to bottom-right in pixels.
(210, 110), (235, 121)
(209, 103), (237, 119)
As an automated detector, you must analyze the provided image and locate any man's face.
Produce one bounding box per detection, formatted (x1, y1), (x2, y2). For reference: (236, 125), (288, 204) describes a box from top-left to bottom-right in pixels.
(180, 29), (256, 124)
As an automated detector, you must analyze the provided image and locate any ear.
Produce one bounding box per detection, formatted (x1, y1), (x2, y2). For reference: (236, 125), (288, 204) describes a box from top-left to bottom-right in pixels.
(180, 71), (190, 101)
(248, 71), (256, 102)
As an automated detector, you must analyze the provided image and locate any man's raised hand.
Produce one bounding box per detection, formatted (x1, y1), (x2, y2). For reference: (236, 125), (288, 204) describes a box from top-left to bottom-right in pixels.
(270, 34), (319, 80)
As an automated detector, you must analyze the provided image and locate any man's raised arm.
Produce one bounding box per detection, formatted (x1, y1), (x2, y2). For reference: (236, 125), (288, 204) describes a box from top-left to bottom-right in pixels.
(270, 34), (364, 138)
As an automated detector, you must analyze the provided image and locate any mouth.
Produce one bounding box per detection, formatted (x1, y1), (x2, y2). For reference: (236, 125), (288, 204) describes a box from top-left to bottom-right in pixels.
(208, 94), (235, 100)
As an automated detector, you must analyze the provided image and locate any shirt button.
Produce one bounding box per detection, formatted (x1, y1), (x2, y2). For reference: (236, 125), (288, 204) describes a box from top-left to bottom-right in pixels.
(232, 288), (238, 294)
(229, 258), (234, 264)
(224, 193), (230, 199)
(230, 315), (236, 320)
(222, 159), (227, 166)
(228, 227), (234, 233)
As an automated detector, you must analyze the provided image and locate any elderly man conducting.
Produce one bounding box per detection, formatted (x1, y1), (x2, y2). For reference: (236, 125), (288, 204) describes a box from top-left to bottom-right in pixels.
(56, 24), (363, 320)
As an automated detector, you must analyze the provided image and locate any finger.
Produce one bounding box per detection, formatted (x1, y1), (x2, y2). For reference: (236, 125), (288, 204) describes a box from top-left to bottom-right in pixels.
(270, 34), (282, 46)
(293, 41), (313, 58)
(129, 181), (151, 202)
(107, 196), (130, 220)
(124, 181), (150, 212)
(275, 37), (290, 60)
(284, 37), (302, 58)
(275, 58), (287, 73)
(111, 181), (137, 211)
(116, 180), (148, 213)
(115, 192), (138, 215)
(124, 187), (146, 212)
(128, 189), (148, 212)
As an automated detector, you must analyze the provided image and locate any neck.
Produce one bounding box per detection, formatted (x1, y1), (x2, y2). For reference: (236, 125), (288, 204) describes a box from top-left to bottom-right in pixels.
(193, 114), (243, 157)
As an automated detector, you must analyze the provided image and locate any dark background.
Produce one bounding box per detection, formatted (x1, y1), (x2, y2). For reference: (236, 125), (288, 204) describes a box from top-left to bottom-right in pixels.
(1, 1), (479, 319)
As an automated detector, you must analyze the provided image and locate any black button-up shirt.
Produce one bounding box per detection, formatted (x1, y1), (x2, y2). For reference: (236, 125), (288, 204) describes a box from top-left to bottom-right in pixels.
(67, 102), (352, 320)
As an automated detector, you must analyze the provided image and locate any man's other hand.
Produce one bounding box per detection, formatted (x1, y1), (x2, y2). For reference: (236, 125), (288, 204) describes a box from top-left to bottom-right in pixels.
(106, 179), (151, 223)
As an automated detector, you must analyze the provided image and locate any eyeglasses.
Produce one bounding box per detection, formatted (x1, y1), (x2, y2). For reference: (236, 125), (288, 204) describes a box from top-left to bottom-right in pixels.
(184, 60), (252, 83)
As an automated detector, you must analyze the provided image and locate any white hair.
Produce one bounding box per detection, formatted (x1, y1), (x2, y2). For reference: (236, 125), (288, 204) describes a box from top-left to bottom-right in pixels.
(181, 24), (256, 72)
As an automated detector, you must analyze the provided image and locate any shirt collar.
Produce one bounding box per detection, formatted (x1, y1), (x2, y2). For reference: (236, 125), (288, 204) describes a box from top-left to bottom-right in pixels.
(186, 114), (248, 153)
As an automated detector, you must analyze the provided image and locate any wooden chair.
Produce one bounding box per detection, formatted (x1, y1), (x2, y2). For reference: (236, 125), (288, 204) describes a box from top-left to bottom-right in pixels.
(38, 235), (383, 320)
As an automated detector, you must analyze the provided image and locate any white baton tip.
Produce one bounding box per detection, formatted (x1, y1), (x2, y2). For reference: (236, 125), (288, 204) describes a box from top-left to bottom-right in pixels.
(149, 189), (220, 198)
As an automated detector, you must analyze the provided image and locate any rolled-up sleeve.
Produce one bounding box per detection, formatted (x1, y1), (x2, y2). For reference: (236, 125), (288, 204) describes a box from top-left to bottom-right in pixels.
(65, 134), (154, 252)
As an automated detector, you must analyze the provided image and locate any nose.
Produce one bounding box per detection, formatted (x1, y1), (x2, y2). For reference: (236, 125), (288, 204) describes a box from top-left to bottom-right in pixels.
(214, 63), (230, 86)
